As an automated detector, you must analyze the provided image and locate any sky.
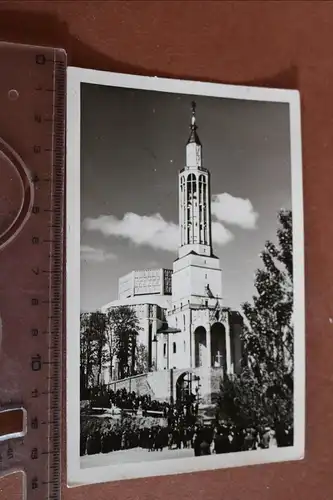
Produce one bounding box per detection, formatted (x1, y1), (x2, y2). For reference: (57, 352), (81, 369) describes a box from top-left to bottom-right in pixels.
(80, 82), (291, 312)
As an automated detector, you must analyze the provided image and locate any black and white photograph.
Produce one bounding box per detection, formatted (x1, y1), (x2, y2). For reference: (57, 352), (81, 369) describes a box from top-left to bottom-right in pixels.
(66, 69), (304, 485)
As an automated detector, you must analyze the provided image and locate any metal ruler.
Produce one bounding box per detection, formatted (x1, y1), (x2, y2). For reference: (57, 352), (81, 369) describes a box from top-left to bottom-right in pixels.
(0, 42), (66, 500)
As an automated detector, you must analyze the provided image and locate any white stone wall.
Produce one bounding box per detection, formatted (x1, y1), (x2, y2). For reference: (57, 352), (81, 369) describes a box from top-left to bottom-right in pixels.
(106, 367), (224, 405)
(172, 253), (223, 306)
(155, 306), (241, 376)
(118, 271), (134, 299)
(118, 268), (173, 300)
(107, 370), (172, 401)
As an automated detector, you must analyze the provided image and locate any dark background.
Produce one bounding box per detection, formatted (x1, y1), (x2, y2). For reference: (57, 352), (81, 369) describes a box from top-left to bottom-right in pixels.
(0, 1), (332, 500)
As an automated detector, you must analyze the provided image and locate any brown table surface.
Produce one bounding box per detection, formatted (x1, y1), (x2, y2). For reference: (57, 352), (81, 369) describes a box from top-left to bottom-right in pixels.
(0, 1), (332, 499)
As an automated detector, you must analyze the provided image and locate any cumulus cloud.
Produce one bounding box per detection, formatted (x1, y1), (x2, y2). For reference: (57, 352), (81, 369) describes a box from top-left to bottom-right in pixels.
(84, 213), (179, 252)
(83, 192), (257, 253)
(83, 212), (233, 252)
(211, 193), (258, 229)
(80, 245), (117, 263)
(212, 222), (234, 245)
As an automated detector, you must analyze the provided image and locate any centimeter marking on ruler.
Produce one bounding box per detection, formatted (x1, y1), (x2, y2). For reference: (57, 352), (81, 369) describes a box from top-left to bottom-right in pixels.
(0, 44), (66, 500)
(46, 52), (65, 500)
(26, 51), (65, 500)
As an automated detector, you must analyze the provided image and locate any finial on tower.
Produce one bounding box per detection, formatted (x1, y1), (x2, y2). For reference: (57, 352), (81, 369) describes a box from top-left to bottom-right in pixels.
(187, 100), (201, 145)
(191, 101), (197, 127)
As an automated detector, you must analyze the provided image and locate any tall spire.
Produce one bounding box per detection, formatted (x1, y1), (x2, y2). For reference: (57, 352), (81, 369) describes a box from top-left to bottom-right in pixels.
(187, 100), (201, 145)
(179, 101), (212, 258)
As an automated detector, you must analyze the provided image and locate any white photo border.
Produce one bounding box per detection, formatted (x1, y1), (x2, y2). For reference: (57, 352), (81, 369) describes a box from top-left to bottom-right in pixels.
(66, 67), (305, 487)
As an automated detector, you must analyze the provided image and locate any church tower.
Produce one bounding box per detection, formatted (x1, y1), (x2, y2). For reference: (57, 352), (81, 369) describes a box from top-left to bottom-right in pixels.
(179, 101), (212, 259)
(172, 102), (223, 309)
(155, 102), (243, 393)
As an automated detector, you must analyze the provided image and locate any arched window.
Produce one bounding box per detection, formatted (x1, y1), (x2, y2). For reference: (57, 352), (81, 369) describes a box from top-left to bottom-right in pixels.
(187, 173), (196, 188)
(187, 173), (196, 242)
(163, 344), (167, 357)
(198, 174), (207, 244)
(173, 342), (177, 354)
(180, 175), (186, 244)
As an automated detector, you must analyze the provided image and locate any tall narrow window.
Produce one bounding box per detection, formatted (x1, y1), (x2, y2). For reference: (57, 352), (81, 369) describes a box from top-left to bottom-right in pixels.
(183, 314), (186, 328)
(173, 342), (177, 354)
(163, 343), (167, 357)
(199, 174), (207, 244)
(200, 174), (207, 244)
(187, 173), (196, 243)
(180, 175), (185, 244)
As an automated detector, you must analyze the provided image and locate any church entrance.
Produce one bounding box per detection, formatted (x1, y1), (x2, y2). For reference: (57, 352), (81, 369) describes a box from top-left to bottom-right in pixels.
(194, 326), (207, 368)
(210, 322), (226, 370)
(175, 371), (192, 403)
(175, 371), (201, 407)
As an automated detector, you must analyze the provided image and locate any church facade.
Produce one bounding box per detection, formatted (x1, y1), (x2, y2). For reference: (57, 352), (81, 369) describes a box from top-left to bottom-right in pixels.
(101, 103), (243, 404)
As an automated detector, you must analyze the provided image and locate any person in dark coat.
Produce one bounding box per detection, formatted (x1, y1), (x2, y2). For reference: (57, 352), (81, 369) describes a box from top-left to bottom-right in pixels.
(199, 428), (211, 456)
(155, 429), (164, 451)
(214, 428), (231, 454)
(193, 430), (202, 457)
(231, 428), (245, 452)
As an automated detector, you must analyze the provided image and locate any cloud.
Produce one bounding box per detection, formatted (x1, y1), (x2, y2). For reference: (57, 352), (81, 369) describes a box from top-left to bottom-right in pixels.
(82, 192), (256, 253)
(80, 245), (117, 263)
(84, 213), (233, 252)
(212, 222), (234, 245)
(211, 193), (258, 229)
(83, 213), (179, 252)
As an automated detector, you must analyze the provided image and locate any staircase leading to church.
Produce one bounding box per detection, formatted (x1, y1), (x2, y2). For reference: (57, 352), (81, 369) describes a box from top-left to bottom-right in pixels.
(136, 375), (154, 398)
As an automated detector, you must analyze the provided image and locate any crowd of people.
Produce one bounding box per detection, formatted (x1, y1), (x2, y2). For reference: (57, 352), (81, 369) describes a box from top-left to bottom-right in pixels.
(89, 386), (199, 423)
(192, 423), (293, 455)
(109, 387), (168, 413)
(81, 385), (293, 457)
(82, 419), (292, 457)
(120, 423), (292, 455)
(87, 386), (170, 414)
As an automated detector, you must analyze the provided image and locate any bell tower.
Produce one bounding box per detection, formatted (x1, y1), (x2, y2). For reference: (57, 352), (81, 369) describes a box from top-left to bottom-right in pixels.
(179, 102), (213, 259)
(172, 102), (222, 307)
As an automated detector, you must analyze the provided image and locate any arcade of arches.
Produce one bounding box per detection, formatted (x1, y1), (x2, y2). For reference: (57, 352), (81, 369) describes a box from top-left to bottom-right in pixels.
(194, 322), (227, 370)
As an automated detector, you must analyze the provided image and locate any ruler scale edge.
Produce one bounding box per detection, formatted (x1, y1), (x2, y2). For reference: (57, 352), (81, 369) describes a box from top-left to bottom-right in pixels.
(0, 42), (66, 500)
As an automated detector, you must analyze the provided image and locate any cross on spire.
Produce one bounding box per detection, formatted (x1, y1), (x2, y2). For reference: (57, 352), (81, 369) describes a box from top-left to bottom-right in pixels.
(187, 100), (201, 145)
(191, 101), (196, 127)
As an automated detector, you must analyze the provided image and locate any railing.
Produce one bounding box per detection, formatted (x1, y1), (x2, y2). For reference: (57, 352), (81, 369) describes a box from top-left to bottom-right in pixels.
(179, 166), (208, 173)
(167, 302), (230, 316)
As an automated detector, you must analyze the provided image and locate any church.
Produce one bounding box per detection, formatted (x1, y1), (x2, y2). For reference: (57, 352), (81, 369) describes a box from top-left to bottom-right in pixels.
(101, 102), (243, 404)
